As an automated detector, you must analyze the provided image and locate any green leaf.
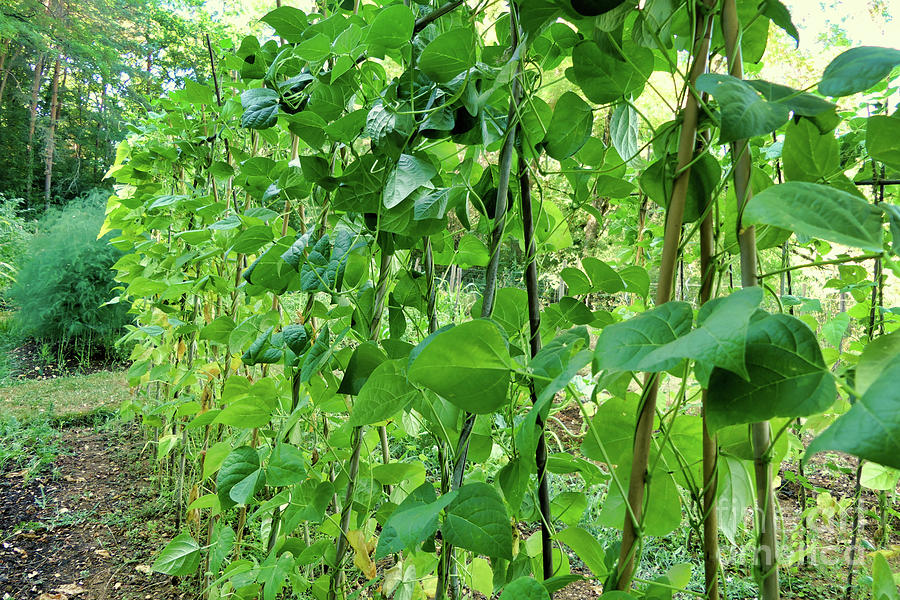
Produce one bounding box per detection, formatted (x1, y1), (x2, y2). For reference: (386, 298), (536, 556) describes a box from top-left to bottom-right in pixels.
(217, 446), (263, 510)
(818, 46), (900, 97)
(349, 359), (417, 426)
(544, 92), (593, 160)
(583, 257), (625, 293)
(580, 396), (635, 466)
(822, 312), (850, 348)
(872, 553), (900, 600)
(744, 182), (884, 252)
(746, 80), (834, 117)
(200, 316), (236, 345)
(555, 527), (608, 578)
(282, 324), (310, 355)
(367, 3), (414, 49)
(267, 443), (306, 487)
(338, 342), (387, 395)
(419, 28), (476, 82)
(640, 153), (721, 223)
(807, 355), (900, 469)
(857, 331), (900, 395)
(241, 88), (280, 130)
(594, 302), (693, 372)
(760, 0), (798, 44)
(241, 327), (283, 366)
(695, 74), (790, 143)
(260, 6), (307, 43)
(867, 115), (900, 171)
(716, 456), (754, 543)
(560, 267), (592, 295)
(408, 320), (511, 414)
(153, 531), (201, 576)
(384, 154), (437, 209)
(215, 395), (275, 428)
(551, 491), (587, 526)
(443, 482), (513, 559)
(641, 287), (763, 380)
(860, 462), (900, 492)
(619, 265), (650, 299)
(610, 103), (637, 165)
(376, 484), (456, 559)
(782, 118), (840, 182)
(571, 40), (653, 104)
(706, 312), (836, 433)
(456, 234), (490, 268)
(500, 577), (550, 600)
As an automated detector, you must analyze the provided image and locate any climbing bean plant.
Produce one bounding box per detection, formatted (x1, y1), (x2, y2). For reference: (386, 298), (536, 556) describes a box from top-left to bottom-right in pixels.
(103, 0), (900, 599)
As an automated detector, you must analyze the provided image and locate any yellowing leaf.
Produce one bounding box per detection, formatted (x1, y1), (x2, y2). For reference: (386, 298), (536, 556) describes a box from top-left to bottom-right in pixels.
(347, 529), (376, 579)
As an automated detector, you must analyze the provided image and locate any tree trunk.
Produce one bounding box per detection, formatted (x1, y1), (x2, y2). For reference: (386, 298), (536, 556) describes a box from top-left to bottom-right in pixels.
(25, 55), (46, 205)
(0, 42), (22, 115)
(44, 57), (63, 211)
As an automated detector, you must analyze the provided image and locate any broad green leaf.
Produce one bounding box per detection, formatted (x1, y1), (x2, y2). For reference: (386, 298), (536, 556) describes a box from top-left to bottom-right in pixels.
(551, 491), (587, 526)
(594, 302), (693, 372)
(818, 46), (900, 97)
(215, 396), (275, 428)
(349, 359), (417, 426)
(419, 28), (476, 82)
(598, 464), (682, 536)
(642, 287), (763, 379)
(695, 74), (790, 143)
(408, 320), (511, 414)
(571, 40), (653, 104)
(443, 482), (513, 559)
(746, 80), (834, 117)
(761, 0), (798, 43)
(583, 257), (625, 293)
(260, 6), (307, 42)
(367, 4), (414, 49)
(241, 326), (282, 366)
(872, 553), (900, 600)
(706, 312), (836, 432)
(558, 297), (594, 325)
(217, 446), (263, 510)
(744, 182), (884, 252)
(384, 154), (437, 209)
(857, 330), (900, 394)
(560, 267), (592, 295)
(867, 115), (900, 171)
(471, 287), (529, 336)
(338, 342), (386, 395)
(456, 234), (490, 268)
(555, 527), (608, 578)
(581, 396), (635, 466)
(821, 312), (850, 348)
(261, 551), (295, 600)
(267, 443), (306, 487)
(807, 356), (900, 469)
(544, 91), (593, 160)
(200, 316), (236, 345)
(610, 103), (637, 165)
(241, 88), (280, 130)
(371, 462), (426, 486)
(860, 462), (900, 491)
(376, 484), (456, 559)
(782, 118), (840, 182)
(619, 265), (650, 299)
(153, 531), (201, 576)
(716, 456), (754, 543)
(282, 324), (310, 355)
(500, 577), (550, 600)
(640, 153), (721, 223)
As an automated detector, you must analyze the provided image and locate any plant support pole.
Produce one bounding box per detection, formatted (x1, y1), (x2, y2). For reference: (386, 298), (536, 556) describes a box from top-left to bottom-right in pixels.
(721, 1), (779, 597)
(615, 1), (714, 588)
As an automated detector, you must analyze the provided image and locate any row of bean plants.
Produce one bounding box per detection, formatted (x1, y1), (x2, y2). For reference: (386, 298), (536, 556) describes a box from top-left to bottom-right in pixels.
(101, 0), (900, 598)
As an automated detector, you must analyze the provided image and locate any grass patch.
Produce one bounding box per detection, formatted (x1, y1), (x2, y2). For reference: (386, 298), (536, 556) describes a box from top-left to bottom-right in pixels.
(0, 416), (63, 479)
(0, 370), (131, 420)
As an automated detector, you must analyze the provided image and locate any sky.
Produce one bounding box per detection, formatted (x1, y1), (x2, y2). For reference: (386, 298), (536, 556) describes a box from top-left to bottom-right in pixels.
(785, 0), (899, 51)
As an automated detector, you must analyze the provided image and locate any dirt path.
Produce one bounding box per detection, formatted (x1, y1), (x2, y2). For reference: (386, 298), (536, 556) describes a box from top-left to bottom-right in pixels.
(0, 426), (183, 600)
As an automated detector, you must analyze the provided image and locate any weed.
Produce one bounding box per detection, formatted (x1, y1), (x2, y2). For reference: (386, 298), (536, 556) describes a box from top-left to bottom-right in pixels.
(0, 416), (64, 480)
